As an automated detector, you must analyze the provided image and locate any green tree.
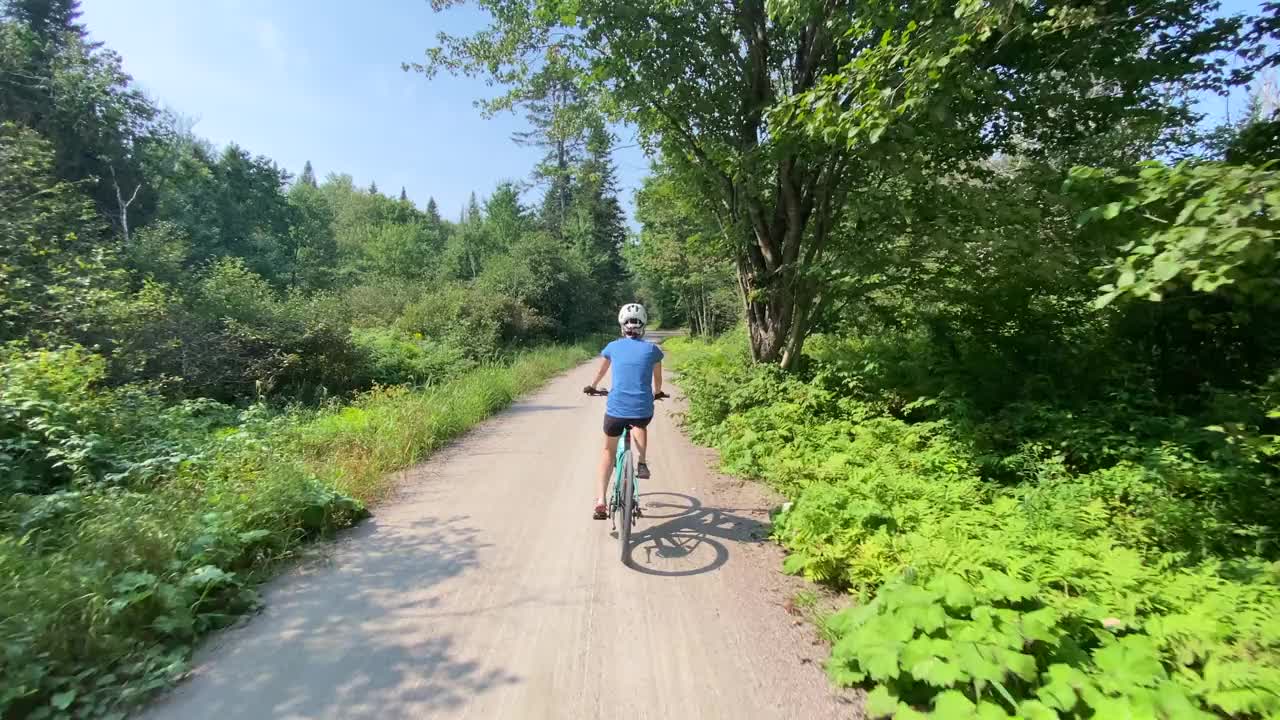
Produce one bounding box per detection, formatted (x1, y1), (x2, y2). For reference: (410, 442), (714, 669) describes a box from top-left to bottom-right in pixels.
(2, 0), (85, 44)
(420, 0), (1247, 368)
(0, 1), (155, 223)
(633, 162), (737, 336)
(286, 180), (340, 289)
(299, 160), (317, 187)
(484, 182), (528, 251)
(0, 122), (118, 344)
(443, 192), (487, 279)
(565, 126), (627, 307)
(508, 54), (595, 237)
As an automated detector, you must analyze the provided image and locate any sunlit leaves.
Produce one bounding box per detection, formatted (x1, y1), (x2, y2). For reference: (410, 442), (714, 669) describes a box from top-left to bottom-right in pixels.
(1080, 162), (1280, 307)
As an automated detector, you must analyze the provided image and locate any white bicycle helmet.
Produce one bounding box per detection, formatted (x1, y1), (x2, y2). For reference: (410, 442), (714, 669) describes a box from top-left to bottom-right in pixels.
(618, 303), (647, 337)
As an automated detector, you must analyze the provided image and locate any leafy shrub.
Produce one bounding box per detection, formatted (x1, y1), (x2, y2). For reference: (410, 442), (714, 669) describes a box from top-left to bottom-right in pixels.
(477, 232), (598, 339)
(351, 328), (474, 387)
(398, 282), (546, 360)
(120, 258), (370, 400)
(0, 403), (366, 719)
(0, 345), (237, 495)
(343, 281), (428, 329)
(0, 123), (123, 347)
(668, 332), (1280, 718)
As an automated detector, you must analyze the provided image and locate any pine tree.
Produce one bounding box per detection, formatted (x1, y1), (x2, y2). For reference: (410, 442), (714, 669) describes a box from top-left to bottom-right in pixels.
(368, 180), (379, 195)
(574, 126), (627, 303)
(540, 174), (573, 240)
(3, 0), (87, 46)
(2, 0), (150, 218)
(509, 56), (592, 238)
(426, 197), (442, 225)
(399, 186), (409, 202)
(299, 160), (317, 188)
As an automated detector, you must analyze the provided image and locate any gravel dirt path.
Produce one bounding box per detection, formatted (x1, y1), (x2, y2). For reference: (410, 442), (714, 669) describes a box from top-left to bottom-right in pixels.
(143, 354), (857, 720)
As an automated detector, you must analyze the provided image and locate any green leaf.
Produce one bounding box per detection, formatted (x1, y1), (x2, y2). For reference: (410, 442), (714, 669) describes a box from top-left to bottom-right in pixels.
(1094, 289), (1121, 309)
(50, 690), (76, 710)
(782, 553), (809, 575)
(182, 565), (236, 588)
(976, 700), (1014, 719)
(1016, 700), (1059, 720)
(1093, 636), (1166, 689)
(866, 685), (900, 718)
(929, 573), (976, 609)
(933, 690), (977, 716)
(912, 656), (966, 688)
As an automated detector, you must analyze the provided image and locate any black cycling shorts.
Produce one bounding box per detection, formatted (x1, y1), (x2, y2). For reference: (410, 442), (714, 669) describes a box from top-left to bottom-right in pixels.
(603, 414), (652, 438)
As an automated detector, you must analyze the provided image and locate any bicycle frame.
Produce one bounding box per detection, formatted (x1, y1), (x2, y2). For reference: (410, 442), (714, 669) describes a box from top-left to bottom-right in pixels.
(609, 427), (633, 515)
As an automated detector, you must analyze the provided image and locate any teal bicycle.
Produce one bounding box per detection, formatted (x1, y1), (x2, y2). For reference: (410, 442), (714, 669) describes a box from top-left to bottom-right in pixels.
(585, 387), (667, 565)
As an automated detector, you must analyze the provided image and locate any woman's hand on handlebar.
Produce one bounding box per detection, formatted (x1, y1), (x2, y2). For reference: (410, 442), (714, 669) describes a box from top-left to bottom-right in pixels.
(584, 385), (607, 396)
(654, 391), (670, 401)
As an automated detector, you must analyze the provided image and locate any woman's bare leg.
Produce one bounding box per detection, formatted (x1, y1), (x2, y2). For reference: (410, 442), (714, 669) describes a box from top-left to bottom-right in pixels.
(633, 426), (648, 465)
(597, 434), (620, 503)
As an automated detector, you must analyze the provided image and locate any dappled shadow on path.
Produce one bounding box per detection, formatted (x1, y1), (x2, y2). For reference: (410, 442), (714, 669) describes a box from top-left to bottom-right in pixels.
(147, 515), (518, 720)
(624, 492), (771, 577)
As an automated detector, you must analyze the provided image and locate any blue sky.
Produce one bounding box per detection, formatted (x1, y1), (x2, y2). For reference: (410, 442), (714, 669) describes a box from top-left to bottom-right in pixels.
(80, 0), (1265, 226)
(79, 0), (651, 223)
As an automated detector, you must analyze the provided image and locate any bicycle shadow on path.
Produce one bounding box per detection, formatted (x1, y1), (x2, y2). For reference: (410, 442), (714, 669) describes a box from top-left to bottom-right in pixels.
(624, 492), (772, 577)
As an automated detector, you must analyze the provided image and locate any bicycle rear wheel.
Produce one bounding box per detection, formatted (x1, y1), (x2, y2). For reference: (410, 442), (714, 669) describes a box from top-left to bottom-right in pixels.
(618, 449), (634, 566)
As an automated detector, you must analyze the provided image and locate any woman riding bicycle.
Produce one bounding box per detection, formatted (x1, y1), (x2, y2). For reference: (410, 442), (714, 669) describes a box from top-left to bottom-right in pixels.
(583, 303), (665, 519)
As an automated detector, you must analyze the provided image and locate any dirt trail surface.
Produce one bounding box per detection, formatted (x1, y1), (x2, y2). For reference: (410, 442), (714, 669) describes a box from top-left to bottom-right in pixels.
(144, 354), (855, 720)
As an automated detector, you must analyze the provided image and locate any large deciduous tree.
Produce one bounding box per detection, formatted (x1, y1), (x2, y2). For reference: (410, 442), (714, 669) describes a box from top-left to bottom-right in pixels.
(416, 0), (861, 367)
(416, 0), (1244, 368)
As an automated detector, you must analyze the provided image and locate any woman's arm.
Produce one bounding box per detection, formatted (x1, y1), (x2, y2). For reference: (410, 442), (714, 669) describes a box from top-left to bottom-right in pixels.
(588, 357), (611, 389)
(652, 361), (663, 395)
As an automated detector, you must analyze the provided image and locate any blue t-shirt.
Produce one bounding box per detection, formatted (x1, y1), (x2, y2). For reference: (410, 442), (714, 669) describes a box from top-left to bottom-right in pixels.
(602, 338), (665, 419)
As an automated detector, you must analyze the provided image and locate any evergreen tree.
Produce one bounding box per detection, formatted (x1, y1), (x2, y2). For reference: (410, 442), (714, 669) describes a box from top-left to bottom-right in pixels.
(509, 56), (593, 238)
(3, 0), (87, 46)
(368, 180), (378, 195)
(539, 174), (573, 240)
(484, 182), (527, 250)
(1, 0), (154, 220)
(425, 197), (442, 225)
(572, 126), (627, 303)
(299, 160), (317, 187)
(399, 186), (408, 202)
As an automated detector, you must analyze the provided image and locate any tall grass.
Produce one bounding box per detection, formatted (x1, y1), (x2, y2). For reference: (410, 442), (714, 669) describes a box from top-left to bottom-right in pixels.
(1, 343), (592, 719)
(291, 344), (593, 502)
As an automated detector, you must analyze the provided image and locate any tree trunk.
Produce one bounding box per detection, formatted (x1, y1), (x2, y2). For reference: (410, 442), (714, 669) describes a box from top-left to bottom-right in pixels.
(736, 247), (814, 368)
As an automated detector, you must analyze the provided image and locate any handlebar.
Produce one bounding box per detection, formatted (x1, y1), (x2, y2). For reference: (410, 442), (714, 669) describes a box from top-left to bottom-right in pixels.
(583, 386), (669, 400)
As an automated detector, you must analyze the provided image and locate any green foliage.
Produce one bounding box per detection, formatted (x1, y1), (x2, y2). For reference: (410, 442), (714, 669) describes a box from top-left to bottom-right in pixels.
(0, 5), (155, 217)
(290, 342), (593, 502)
(2, 345), (141, 494)
(669, 332), (1280, 718)
(0, 339), (589, 718)
(630, 166), (737, 336)
(398, 282), (546, 361)
(0, 122), (121, 345)
(351, 327), (474, 387)
(1081, 162), (1280, 307)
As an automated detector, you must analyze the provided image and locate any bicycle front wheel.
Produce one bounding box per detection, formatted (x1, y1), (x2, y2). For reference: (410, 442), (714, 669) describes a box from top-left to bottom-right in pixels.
(618, 451), (634, 566)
